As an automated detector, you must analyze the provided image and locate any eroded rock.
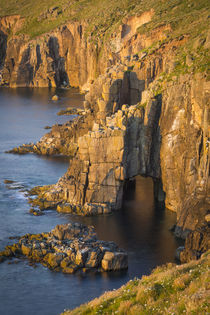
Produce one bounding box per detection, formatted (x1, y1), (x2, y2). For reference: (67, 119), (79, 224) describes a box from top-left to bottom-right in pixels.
(179, 224), (210, 263)
(0, 223), (128, 273)
(27, 97), (161, 215)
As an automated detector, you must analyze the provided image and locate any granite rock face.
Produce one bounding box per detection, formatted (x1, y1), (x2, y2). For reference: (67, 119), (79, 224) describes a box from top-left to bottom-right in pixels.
(160, 74), (210, 233)
(15, 56), (208, 241)
(30, 95), (162, 215)
(0, 11), (172, 89)
(179, 223), (210, 263)
(0, 17), (113, 88)
(0, 223), (128, 273)
(28, 67), (209, 259)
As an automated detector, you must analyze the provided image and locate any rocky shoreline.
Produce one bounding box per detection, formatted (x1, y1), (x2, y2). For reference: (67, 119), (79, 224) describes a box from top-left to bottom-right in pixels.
(0, 223), (128, 273)
(6, 64), (210, 262)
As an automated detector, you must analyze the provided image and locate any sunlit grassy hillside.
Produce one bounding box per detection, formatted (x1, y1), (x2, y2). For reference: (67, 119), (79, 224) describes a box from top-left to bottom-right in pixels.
(62, 251), (210, 315)
(0, 0), (209, 43)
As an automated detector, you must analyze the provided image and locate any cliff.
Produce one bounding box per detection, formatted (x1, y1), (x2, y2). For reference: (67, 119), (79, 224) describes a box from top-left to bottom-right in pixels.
(1, 0), (209, 89)
(2, 0), (210, 260)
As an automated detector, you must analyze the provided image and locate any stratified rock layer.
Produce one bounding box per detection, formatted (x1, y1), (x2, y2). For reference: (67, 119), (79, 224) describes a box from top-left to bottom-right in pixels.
(0, 223), (128, 273)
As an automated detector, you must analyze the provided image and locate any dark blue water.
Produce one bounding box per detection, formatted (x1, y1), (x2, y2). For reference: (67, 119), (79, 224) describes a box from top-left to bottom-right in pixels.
(0, 88), (180, 315)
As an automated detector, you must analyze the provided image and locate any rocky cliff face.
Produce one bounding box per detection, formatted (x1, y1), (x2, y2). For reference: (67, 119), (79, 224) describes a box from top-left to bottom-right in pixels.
(29, 66), (209, 234)
(0, 16), (111, 87)
(26, 51), (209, 259)
(160, 74), (209, 231)
(2, 8), (209, 260)
(0, 10), (170, 88)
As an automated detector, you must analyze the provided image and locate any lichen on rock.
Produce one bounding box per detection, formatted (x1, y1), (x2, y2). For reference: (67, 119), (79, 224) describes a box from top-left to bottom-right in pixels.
(0, 223), (128, 273)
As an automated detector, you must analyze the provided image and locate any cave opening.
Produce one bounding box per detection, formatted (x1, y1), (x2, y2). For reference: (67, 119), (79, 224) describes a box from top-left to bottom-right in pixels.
(122, 175), (165, 213)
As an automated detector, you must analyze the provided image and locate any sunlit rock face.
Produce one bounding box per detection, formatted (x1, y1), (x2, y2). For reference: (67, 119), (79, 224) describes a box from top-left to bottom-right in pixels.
(30, 95), (162, 216)
(1, 10), (209, 260)
(0, 10), (172, 89)
(29, 69), (209, 253)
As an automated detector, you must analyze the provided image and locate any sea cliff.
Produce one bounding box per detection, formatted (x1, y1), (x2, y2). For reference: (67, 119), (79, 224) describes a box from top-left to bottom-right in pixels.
(1, 0), (209, 263)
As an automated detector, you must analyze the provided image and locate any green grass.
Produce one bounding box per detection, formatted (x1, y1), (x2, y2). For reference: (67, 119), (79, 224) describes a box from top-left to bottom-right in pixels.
(62, 251), (210, 315)
(0, 0), (140, 39)
(0, 0), (209, 43)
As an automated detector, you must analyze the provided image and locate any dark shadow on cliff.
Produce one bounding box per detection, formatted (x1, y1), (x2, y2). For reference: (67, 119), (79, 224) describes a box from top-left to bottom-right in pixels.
(0, 30), (7, 70)
(47, 36), (69, 87)
(15, 36), (69, 87)
(105, 72), (164, 209)
(17, 47), (34, 86)
(105, 70), (145, 115)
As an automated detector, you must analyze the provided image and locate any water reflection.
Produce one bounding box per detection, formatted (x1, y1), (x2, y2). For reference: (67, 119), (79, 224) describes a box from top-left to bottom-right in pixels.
(0, 87), (84, 108)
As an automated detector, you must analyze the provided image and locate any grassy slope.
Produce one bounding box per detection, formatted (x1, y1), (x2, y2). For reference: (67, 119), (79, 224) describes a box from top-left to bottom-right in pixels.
(62, 252), (210, 315)
(0, 0), (209, 42)
(0, 0), (139, 38)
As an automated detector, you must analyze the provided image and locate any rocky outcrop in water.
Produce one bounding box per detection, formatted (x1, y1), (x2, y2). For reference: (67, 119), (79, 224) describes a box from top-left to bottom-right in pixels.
(7, 110), (95, 156)
(26, 62), (209, 260)
(0, 223), (128, 273)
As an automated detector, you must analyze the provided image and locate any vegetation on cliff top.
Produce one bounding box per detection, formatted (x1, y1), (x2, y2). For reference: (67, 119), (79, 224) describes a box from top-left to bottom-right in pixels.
(0, 0), (209, 42)
(62, 251), (210, 315)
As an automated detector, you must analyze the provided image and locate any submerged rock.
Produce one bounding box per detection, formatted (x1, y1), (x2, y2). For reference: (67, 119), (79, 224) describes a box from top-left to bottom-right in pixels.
(4, 179), (15, 184)
(29, 208), (45, 216)
(0, 223), (128, 273)
(4, 179), (25, 190)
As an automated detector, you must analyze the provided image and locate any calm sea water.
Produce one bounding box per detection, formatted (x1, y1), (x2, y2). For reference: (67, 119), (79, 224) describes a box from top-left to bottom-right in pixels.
(0, 88), (181, 315)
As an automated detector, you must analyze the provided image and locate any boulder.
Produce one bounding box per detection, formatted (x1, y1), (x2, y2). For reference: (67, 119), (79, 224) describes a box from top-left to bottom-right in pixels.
(101, 251), (128, 271)
(85, 249), (103, 268)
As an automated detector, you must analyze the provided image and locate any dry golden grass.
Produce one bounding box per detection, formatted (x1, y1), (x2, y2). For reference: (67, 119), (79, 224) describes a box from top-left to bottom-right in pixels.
(118, 300), (133, 314)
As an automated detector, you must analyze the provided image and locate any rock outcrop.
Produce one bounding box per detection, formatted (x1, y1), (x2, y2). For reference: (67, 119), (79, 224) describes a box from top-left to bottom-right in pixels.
(26, 62), (209, 260)
(0, 17), (110, 88)
(28, 93), (162, 215)
(179, 223), (210, 263)
(0, 223), (128, 273)
(7, 110), (95, 156)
